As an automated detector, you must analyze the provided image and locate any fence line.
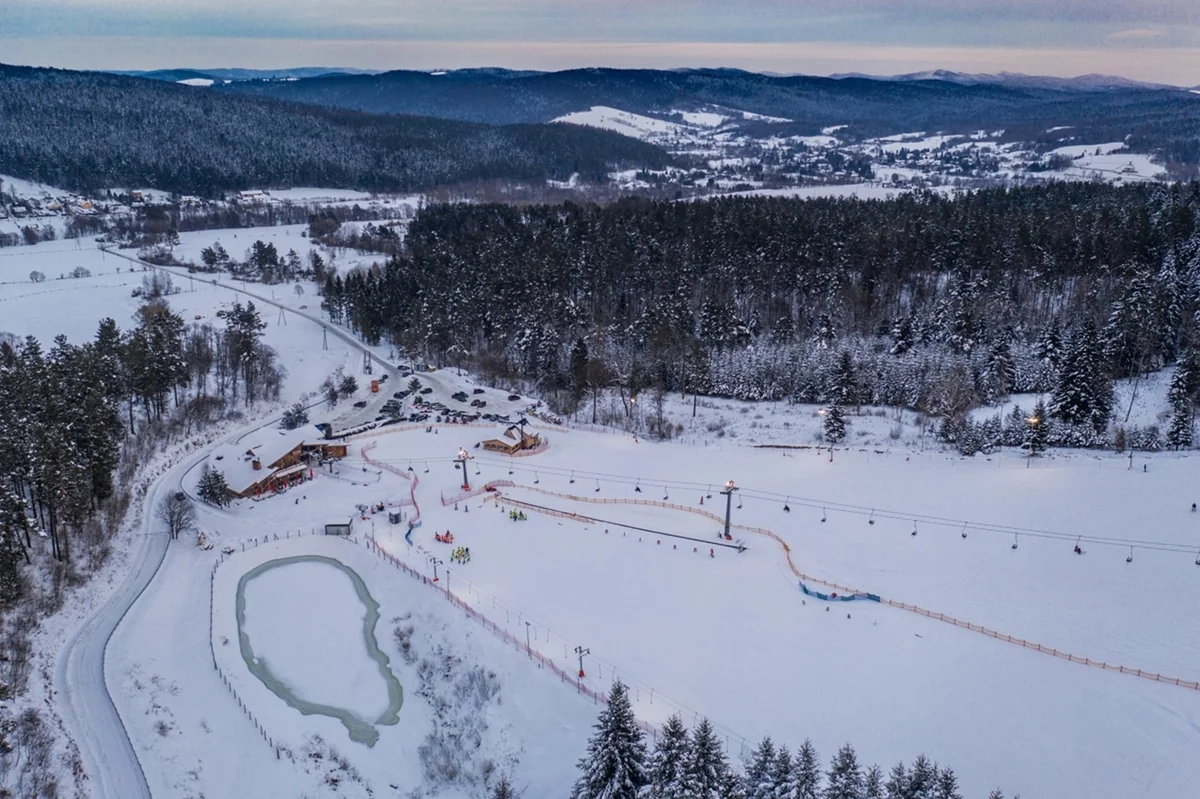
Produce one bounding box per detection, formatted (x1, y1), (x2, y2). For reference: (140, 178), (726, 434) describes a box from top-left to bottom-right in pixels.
(490, 484), (1200, 693)
(357, 534), (747, 756)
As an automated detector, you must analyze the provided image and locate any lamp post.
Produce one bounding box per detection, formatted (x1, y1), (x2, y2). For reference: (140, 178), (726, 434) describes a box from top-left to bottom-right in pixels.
(456, 448), (472, 490)
(575, 645), (590, 678)
(525, 621), (532, 654)
(429, 556), (443, 583)
(719, 479), (737, 540)
(1026, 416), (1039, 469)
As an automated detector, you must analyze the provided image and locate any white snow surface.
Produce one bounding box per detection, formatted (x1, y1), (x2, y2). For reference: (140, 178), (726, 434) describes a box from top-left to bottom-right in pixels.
(178, 78), (215, 87)
(553, 106), (687, 139)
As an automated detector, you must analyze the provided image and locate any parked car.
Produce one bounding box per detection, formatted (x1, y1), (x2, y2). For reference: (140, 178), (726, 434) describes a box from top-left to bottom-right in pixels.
(353, 400), (368, 408)
(420, 387), (433, 394)
(507, 394), (521, 401)
(471, 399), (486, 407)
(472, 388), (485, 394)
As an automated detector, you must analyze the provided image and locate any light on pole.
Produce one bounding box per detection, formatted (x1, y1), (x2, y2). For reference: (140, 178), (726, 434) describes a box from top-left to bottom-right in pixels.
(575, 645), (590, 678)
(429, 556), (443, 583)
(456, 448), (472, 490)
(719, 479), (737, 540)
(1026, 416), (1039, 469)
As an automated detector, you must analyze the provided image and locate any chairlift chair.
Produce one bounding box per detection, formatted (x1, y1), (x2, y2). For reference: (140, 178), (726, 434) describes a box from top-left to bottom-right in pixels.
(534, 472), (540, 485)
(911, 520), (917, 537)
(569, 471), (575, 484)
(1126, 546), (1134, 564)
(960, 522), (967, 539)
(595, 479), (601, 493)
(821, 507), (827, 523)
(783, 496), (791, 513)
(868, 509), (876, 526)
(1011, 532), (1019, 551)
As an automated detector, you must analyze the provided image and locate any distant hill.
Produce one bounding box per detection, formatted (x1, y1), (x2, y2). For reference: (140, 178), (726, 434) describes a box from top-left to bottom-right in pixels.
(0, 64), (670, 196)
(115, 67), (383, 83)
(213, 66), (1200, 169)
(829, 70), (1177, 92)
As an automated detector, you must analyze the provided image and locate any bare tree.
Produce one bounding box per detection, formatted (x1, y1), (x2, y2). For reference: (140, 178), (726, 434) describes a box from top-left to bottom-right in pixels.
(156, 492), (196, 540)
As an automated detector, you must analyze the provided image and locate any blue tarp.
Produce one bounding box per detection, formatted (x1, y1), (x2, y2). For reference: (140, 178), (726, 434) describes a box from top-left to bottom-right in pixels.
(799, 580), (880, 603)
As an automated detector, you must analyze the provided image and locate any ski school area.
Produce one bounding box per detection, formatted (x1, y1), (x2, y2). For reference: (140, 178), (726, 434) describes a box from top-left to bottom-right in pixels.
(197, 416), (1200, 799)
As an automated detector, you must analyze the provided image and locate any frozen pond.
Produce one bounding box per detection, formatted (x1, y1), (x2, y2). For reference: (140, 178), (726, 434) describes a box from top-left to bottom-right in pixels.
(235, 556), (403, 745)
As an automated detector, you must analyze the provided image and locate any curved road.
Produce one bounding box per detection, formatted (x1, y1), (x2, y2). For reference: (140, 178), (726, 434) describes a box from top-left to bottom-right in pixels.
(55, 247), (415, 799)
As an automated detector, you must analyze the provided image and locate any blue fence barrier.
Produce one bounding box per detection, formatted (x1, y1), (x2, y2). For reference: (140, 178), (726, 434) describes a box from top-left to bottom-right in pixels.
(799, 580), (880, 603)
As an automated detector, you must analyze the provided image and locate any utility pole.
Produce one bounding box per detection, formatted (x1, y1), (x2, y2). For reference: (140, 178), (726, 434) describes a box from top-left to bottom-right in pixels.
(456, 448), (472, 491)
(719, 479), (737, 540)
(525, 621), (532, 655)
(575, 645), (590, 678)
(429, 556), (443, 583)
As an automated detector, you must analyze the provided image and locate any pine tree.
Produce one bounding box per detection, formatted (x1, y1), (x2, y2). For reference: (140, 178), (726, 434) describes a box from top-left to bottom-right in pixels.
(0, 485), (33, 605)
(1166, 351), (1197, 449)
(339, 374), (359, 397)
(906, 756), (936, 799)
(281, 402), (310, 430)
(982, 340), (1015, 403)
(1033, 320), (1063, 367)
(831, 350), (857, 407)
(883, 763), (907, 799)
(1026, 399), (1048, 455)
(890, 317), (914, 356)
(683, 718), (731, 799)
(647, 715), (690, 799)
(932, 767), (961, 799)
(863, 766), (884, 799)
(1052, 321), (1113, 432)
(823, 744), (863, 799)
(571, 681), (648, 799)
(744, 738), (777, 799)
(197, 466), (232, 507)
(985, 790), (1004, 799)
(824, 403), (846, 443)
(794, 740), (821, 799)
(770, 746), (795, 799)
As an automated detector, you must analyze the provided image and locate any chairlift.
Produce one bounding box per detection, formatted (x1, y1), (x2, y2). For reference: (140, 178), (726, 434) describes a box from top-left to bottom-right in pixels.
(868, 509), (876, 526)
(508, 466), (513, 475)
(475, 463), (481, 475)
(534, 472), (540, 485)
(1194, 547), (1200, 566)
(569, 471), (576, 484)
(821, 507), (827, 523)
(911, 520), (918, 537)
(1011, 532), (1019, 551)
(424, 462), (429, 473)
(737, 494), (743, 509)
(783, 496), (791, 513)
(407, 462), (414, 472)
(706, 485), (713, 499)
(1126, 546), (1134, 564)
(960, 522), (967, 539)
(635, 479), (642, 494)
(595, 479), (601, 493)
(663, 487), (669, 501)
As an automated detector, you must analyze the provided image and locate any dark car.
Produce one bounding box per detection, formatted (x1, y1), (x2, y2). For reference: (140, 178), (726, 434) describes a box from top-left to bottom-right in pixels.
(472, 388), (485, 394)
(393, 391), (404, 399)
(420, 387), (433, 394)
(353, 400), (368, 408)
(471, 399), (486, 407)
(507, 394), (521, 401)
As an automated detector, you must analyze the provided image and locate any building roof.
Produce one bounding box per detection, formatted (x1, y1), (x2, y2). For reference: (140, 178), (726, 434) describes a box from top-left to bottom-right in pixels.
(208, 426), (312, 494)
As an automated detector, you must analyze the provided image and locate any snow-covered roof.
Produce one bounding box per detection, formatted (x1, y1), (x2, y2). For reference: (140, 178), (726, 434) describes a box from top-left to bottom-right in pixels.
(208, 427), (311, 493)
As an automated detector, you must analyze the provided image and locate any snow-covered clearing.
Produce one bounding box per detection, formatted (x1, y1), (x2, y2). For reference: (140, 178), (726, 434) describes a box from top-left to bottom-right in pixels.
(553, 106), (688, 139)
(178, 78), (215, 87)
(1050, 142), (1127, 158)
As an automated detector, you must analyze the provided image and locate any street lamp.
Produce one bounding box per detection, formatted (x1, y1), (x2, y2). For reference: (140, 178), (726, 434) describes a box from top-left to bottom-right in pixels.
(525, 621), (532, 654)
(428, 556), (443, 583)
(1026, 416), (1039, 469)
(719, 479), (737, 540)
(455, 448), (472, 490)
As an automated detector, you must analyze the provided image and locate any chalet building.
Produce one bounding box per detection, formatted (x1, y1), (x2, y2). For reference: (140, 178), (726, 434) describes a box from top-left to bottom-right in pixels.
(481, 422), (542, 455)
(208, 428), (347, 498)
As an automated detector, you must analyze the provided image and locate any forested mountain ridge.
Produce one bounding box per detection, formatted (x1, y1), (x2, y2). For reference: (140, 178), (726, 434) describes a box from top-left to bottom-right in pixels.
(215, 66), (1200, 163)
(0, 64), (670, 196)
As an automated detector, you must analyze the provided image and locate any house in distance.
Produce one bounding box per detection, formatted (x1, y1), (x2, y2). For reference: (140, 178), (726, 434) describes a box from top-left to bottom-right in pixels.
(207, 428), (348, 498)
(481, 421), (542, 455)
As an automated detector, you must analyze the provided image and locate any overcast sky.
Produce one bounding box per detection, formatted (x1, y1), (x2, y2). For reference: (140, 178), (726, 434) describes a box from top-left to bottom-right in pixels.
(3, 0), (1198, 84)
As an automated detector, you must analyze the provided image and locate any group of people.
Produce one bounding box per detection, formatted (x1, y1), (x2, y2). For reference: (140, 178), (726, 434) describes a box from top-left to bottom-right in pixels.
(508, 509), (528, 521)
(435, 531), (456, 544)
(451, 546), (472, 564)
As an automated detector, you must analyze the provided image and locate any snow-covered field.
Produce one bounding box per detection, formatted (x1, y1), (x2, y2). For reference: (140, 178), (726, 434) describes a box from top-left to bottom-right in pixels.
(5, 236), (1198, 799)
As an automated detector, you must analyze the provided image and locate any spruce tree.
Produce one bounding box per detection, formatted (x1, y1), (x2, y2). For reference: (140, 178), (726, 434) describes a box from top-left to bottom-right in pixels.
(647, 715), (690, 799)
(0, 485), (33, 605)
(1166, 352), (1196, 449)
(572, 681), (648, 799)
(1052, 321), (1113, 432)
(932, 767), (961, 799)
(683, 717), (731, 799)
(824, 404), (846, 443)
(831, 350), (857, 407)
(823, 744), (863, 799)
(197, 466), (232, 507)
(794, 740), (821, 799)
(281, 402), (310, 431)
(1026, 399), (1048, 455)
(906, 756), (936, 799)
(770, 746), (795, 799)
(883, 763), (907, 799)
(863, 766), (884, 799)
(744, 738), (777, 799)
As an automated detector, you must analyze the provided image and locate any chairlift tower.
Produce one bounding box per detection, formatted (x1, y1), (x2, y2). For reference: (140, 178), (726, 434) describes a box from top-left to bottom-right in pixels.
(719, 479), (738, 540)
(456, 448), (473, 491)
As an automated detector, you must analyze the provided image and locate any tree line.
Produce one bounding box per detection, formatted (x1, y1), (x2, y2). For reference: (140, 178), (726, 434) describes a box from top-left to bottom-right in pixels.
(319, 182), (1200, 449)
